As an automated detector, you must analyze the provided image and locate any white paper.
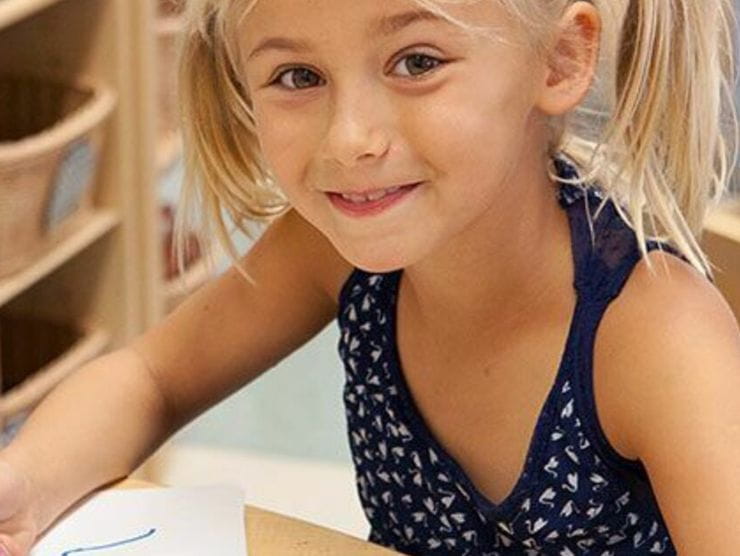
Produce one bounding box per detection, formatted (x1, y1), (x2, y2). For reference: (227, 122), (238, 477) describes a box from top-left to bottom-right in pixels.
(31, 485), (247, 556)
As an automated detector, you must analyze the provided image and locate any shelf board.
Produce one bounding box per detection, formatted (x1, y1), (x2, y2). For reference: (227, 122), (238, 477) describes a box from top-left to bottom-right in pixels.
(0, 209), (121, 307)
(0, 0), (66, 30)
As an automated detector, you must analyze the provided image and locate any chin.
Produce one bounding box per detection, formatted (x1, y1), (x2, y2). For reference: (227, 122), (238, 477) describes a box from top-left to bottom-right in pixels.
(354, 260), (404, 274)
(337, 244), (415, 274)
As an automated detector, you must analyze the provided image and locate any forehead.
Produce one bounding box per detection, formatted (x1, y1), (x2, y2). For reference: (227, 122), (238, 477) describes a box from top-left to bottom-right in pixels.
(238, 0), (510, 54)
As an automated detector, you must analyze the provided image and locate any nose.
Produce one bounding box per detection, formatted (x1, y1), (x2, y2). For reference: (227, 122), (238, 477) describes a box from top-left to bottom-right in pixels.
(321, 81), (392, 168)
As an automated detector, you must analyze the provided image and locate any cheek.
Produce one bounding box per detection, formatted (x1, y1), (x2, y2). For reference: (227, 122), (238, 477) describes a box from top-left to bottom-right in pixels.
(412, 79), (534, 190)
(252, 103), (314, 190)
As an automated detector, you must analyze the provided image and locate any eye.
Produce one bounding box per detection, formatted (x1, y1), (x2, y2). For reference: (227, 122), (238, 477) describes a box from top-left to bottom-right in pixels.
(269, 67), (324, 90)
(391, 53), (445, 78)
(266, 52), (446, 91)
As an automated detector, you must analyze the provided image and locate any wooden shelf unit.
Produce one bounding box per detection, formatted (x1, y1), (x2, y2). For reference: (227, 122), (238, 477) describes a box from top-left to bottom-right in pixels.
(0, 0), (164, 408)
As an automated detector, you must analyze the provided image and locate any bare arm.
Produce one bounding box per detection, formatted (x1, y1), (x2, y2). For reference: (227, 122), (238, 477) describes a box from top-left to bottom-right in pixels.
(0, 208), (352, 539)
(595, 252), (740, 553)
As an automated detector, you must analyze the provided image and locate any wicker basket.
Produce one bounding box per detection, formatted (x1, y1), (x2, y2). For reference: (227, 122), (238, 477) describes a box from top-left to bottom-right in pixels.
(0, 313), (110, 445)
(0, 73), (116, 278)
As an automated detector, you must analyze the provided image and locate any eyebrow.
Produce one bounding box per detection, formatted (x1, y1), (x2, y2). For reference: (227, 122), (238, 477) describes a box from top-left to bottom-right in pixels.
(246, 9), (448, 62)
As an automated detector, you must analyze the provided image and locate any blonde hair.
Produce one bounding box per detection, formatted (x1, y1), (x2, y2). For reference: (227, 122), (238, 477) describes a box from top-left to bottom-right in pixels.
(174, 0), (738, 281)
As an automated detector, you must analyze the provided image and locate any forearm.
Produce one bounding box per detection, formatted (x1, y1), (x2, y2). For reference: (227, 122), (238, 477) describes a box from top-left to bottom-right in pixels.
(0, 347), (173, 534)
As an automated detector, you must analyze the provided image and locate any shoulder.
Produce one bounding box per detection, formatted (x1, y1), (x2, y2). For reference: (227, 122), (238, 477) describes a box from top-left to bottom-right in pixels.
(594, 249), (740, 457)
(593, 249), (740, 548)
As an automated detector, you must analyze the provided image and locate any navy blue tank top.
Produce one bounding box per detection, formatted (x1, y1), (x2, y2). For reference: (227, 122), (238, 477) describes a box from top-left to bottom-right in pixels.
(336, 156), (686, 554)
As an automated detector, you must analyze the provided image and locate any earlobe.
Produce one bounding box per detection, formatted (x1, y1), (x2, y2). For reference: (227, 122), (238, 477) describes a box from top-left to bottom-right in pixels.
(536, 3), (601, 116)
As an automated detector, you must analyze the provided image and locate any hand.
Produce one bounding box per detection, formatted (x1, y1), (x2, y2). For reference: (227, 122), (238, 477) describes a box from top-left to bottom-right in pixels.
(0, 456), (40, 556)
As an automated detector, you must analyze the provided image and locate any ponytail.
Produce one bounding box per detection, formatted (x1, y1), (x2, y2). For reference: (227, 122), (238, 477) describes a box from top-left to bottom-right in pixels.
(564, 0), (738, 280)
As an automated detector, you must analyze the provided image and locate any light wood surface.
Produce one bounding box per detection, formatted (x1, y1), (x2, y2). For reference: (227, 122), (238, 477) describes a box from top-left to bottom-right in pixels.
(703, 199), (740, 322)
(705, 198), (740, 243)
(0, 0), (66, 30)
(114, 479), (400, 555)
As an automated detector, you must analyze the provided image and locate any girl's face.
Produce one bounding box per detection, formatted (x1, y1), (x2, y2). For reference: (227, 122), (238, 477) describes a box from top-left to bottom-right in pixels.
(240, 0), (551, 272)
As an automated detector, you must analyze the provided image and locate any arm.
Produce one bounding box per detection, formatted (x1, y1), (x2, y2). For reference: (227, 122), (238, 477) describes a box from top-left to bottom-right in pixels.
(0, 208), (352, 540)
(595, 252), (740, 553)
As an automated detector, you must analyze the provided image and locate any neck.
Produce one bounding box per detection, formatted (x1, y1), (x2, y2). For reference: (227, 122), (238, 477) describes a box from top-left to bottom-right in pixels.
(400, 155), (574, 346)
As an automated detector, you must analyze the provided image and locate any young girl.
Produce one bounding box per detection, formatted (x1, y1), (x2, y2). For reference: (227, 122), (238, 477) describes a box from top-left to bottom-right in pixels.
(1, 0), (739, 554)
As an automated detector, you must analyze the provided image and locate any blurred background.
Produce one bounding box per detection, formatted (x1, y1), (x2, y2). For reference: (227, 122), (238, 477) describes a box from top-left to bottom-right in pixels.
(0, 0), (739, 542)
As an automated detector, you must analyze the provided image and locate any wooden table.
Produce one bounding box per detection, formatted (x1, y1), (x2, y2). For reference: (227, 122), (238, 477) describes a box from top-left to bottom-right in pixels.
(114, 479), (401, 555)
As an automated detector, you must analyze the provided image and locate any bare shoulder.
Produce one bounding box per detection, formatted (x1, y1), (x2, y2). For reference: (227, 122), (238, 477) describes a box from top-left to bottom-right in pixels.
(594, 250), (740, 549)
(593, 249), (740, 460)
(269, 208), (355, 303)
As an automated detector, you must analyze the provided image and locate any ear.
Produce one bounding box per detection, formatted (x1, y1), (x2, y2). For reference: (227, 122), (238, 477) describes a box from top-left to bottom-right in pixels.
(535, 2), (601, 116)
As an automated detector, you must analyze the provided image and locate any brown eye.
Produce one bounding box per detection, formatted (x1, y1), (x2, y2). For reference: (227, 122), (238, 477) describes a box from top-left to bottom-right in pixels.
(272, 67), (324, 90)
(393, 53), (443, 78)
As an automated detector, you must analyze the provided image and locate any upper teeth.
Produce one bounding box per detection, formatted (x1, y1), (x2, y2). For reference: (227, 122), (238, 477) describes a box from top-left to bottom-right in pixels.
(341, 186), (402, 203)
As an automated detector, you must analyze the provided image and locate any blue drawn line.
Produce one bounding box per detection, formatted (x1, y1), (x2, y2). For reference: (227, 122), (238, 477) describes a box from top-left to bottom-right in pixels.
(60, 528), (157, 555)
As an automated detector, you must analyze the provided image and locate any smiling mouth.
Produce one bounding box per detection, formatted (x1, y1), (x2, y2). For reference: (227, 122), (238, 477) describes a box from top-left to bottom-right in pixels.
(333, 183), (421, 204)
(326, 182), (422, 218)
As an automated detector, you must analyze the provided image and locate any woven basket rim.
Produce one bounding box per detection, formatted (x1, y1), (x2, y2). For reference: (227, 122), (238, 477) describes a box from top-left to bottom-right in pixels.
(0, 72), (117, 162)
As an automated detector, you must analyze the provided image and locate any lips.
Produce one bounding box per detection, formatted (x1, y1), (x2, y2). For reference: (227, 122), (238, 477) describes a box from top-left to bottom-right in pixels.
(327, 182), (421, 218)
(338, 184), (410, 203)
(334, 182), (420, 200)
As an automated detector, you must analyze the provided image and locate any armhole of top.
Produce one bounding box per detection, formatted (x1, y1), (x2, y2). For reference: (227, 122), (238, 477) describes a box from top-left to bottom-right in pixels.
(574, 241), (688, 479)
(572, 272), (650, 479)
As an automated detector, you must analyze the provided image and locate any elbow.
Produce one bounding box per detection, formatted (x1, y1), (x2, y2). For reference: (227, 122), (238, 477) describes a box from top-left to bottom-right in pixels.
(123, 345), (181, 437)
